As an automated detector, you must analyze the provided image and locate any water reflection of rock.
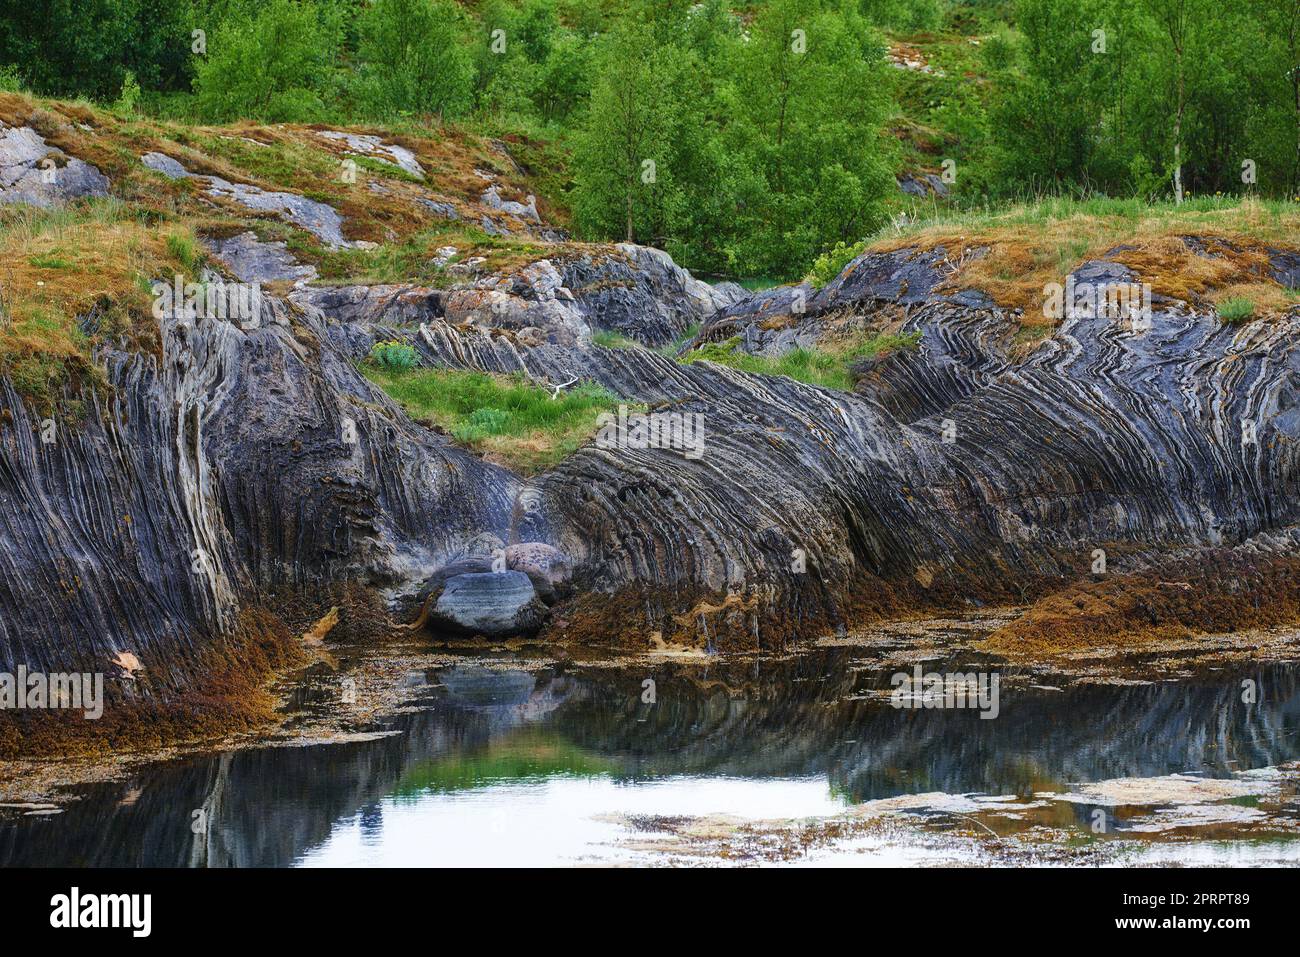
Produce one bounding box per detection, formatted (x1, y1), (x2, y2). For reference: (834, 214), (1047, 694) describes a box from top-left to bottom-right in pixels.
(552, 655), (1300, 801)
(0, 657), (1296, 866)
(0, 666), (579, 867)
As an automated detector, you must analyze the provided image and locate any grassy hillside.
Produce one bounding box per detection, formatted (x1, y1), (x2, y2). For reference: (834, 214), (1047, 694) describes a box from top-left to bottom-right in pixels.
(2, 0), (1298, 413)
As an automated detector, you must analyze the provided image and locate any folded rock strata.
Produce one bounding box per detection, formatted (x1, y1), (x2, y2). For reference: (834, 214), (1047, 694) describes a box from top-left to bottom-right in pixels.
(2, 231), (1299, 691)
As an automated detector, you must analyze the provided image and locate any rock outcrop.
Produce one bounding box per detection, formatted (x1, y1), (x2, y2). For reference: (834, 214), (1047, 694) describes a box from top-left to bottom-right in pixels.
(1, 123), (109, 206)
(142, 152), (361, 249)
(3, 175), (1300, 712)
(427, 571), (548, 638)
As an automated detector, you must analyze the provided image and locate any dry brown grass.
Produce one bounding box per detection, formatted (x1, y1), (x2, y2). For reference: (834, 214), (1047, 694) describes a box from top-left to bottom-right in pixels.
(0, 91), (581, 404)
(871, 198), (1300, 339)
(980, 552), (1300, 658)
(0, 202), (199, 407)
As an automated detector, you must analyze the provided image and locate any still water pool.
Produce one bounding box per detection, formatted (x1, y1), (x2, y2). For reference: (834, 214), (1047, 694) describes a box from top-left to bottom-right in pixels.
(3, 644), (1299, 866)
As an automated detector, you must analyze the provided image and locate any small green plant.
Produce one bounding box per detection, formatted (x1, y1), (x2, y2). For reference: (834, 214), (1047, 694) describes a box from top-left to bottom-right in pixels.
(1217, 297), (1255, 324)
(0, 64), (25, 92)
(682, 331), (921, 391)
(592, 328), (637, 349)
(453, 406), (511, 441)
(806, 240), (866, 287)
(165, 232), (199, 273)
(112, 70), (141, 116)
(369, 339), (419, 372)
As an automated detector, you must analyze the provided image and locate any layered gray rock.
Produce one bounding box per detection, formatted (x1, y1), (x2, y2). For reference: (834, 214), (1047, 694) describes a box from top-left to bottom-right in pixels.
(428, 571), (548, 638)
(316, 130), (425, 179)
(204, 231), (319, 286)
(4, 221), (1300, 683)
(0, 124), (108, 206)
(141, 152), (357, 248)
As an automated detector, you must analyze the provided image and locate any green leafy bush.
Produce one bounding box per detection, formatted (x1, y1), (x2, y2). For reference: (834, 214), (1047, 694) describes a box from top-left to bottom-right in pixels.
(807, 240), (866, 287)
(192, 0), (341, 122)
(369, 340), (419, 372)
(355, 0), (474, 119)
(1217, 297), (1255, 324)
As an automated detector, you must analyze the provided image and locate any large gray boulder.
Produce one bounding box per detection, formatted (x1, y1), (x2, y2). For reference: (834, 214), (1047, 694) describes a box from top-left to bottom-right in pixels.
(428, 571), (548, 638)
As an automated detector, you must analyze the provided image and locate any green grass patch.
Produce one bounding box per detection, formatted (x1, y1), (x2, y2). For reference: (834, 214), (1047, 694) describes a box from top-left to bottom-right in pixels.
(361, 365), (627, 474)
(593, 322), (700, 356)
(591, 328), (637, 349)
(1217, 296), (1256, 324)
(352, 154), (426, 184)
(682, 331), (921, 391)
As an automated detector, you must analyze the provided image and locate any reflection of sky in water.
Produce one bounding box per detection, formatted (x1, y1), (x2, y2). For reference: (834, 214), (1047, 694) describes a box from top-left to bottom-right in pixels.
(2, 652), (1298, 867)
(299, 776), (842, 867)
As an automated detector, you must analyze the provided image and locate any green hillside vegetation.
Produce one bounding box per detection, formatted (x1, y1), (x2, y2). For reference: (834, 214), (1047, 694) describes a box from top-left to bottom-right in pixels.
(3, 0), (1295, 283)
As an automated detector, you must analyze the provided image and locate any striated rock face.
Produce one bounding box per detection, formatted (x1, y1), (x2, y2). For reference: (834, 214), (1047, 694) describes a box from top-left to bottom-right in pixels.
(558, 245), (748, 346)
(0, 285), (526, 686)
(3, 229), (1300, 689)
(391, 242), (1300, 647)
(204, 231), (319, 286)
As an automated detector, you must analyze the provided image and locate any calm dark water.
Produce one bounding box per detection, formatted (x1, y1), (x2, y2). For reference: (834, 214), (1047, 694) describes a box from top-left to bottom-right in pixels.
(2, 650), (1298, 866)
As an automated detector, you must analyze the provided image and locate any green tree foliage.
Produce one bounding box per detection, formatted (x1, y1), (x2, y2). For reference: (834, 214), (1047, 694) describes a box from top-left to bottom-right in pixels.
(571, 0), (894, 277)
(725, 0), (895, 273)
(991, 0), (1299, 199)
(571, 20), (681, 244)
(355, 0), (474, 119)
(192, 0), (342, 121)
(0, 0), (196, 98)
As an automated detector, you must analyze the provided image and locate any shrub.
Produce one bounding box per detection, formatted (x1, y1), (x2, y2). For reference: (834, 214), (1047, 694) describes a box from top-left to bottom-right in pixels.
(354, 0), (474, 119)
(1217, 297), (1255, 324)
(369, 340), (419, 372)
(112, 69), (141, 116)
(807, 239), (866, 287)
(192, 0), (341, 122)
(0, 64), (26, 92)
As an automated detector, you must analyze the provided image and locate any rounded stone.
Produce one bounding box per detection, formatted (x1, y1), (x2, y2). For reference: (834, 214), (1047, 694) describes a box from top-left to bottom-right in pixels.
(431, 571), (547, 638)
